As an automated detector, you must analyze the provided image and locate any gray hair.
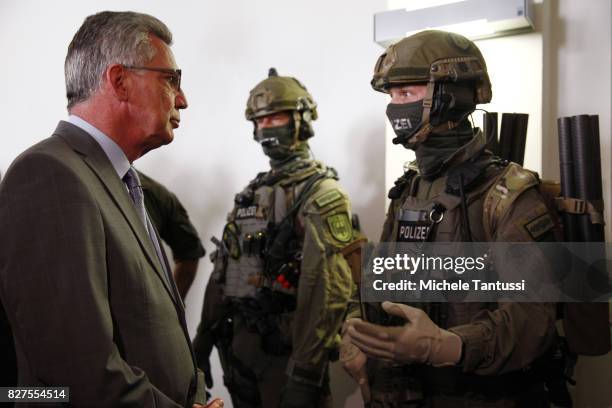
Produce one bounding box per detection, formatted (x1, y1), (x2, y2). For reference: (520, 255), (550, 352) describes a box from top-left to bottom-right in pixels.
(65, 11), (173, 109)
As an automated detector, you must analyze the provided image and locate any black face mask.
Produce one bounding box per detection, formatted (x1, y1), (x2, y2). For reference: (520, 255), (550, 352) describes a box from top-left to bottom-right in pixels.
(254, 123), (296, 160)
(386, 101), (424, 149)
(414, 120), (475, 180)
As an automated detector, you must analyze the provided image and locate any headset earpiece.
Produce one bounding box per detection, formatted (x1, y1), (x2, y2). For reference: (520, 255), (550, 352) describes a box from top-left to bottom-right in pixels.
(430, 82), (477, 126)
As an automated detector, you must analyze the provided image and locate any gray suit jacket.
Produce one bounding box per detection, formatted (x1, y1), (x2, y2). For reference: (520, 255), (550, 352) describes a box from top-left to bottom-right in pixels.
(0, 122), (203, 407)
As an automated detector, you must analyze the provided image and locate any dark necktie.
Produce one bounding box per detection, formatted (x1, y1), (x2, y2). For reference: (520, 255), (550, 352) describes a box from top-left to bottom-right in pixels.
(123, 167), (147, 224)
(123, 168), (175, 294)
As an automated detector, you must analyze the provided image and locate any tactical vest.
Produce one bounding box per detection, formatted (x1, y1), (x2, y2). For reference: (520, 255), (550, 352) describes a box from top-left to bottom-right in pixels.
(374, 153), (514, 330)
(214, 160), (336, 308)
(389, 153), (512, 245)
(367, 152), (556, 402)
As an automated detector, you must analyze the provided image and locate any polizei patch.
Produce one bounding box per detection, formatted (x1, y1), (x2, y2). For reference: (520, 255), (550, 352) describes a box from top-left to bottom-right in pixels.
(235, 205), (258, 219)
(397, 209), (430, 242)
(397, 221), (431, 242)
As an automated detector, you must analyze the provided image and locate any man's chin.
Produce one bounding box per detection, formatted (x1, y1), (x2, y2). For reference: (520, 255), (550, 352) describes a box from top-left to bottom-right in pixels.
(162, 133), (174, 145)
(138, 133), (174, 159)
(155, 131), (174, 147)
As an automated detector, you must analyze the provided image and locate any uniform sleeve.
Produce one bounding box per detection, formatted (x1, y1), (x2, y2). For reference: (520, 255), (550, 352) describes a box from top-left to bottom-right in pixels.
(345, 199), (398, 322)
(142, 175), (206, 261)
(379, 198), (399, 243)
(193, 274), (230, 370)
(287, 179), (355, 385)
(345, 284), (362, 321)
(449, 187), (557, 375)
(0, 153), (183, 407)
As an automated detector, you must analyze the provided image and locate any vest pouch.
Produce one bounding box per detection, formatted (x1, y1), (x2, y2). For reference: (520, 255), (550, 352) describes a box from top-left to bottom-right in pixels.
(264, 220), (302, 283)
(210, 248), (227, 284)
(255, 288), (296, 315)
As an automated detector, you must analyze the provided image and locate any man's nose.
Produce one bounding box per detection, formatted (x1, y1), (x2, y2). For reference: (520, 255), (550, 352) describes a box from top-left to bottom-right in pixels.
(176, 88), (188, 109)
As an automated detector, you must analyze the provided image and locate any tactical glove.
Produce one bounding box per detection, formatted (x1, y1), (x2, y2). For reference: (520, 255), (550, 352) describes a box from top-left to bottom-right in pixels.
(346, 301), (462, 367)
(193, 332), (214, 388)
(340, 324), (371, 403)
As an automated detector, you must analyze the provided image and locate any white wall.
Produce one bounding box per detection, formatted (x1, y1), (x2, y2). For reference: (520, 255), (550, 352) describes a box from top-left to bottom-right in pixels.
(541, 1), (612, 407)
(542, 0), (612, 237)
(0, 1), (387, 406)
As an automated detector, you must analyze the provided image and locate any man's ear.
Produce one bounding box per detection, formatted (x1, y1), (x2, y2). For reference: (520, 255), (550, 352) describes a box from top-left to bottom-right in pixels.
(105, 64), (129, 102)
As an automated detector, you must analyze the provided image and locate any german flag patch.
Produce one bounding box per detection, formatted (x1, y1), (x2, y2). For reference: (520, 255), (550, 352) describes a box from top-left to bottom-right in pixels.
(326, 212), (353, 243)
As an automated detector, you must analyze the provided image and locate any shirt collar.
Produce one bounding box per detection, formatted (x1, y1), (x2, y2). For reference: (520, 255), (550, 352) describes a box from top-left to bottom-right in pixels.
(67, 114), (131, 179)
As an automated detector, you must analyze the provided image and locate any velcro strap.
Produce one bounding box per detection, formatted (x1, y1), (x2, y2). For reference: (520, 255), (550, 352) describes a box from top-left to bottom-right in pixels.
(556, 197), (586, 214)
(555, 197), (605, 225)
(341, 237), (368, 284)
(340, 237), (367, 257)
(588, 200), (605, 225)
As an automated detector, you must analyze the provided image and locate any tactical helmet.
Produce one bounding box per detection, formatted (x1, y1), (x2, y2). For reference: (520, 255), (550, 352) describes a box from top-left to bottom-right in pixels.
(245, 68), (317, 140)
(372, 30), (492, 146)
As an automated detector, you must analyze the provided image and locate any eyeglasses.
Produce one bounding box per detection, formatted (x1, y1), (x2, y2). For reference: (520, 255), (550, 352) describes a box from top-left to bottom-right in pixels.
(123, 65), (182, 91)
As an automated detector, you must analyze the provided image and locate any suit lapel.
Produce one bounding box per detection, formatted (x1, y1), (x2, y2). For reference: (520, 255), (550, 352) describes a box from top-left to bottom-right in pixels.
(53, 121), (179, 305)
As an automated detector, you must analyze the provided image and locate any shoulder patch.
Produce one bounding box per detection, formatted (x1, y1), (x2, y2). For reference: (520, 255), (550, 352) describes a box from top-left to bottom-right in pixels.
(482, 163), (540, 240)
(315, 189), (342, 209)
(524, 213), (555, 240)
(326, 212), (353, 243)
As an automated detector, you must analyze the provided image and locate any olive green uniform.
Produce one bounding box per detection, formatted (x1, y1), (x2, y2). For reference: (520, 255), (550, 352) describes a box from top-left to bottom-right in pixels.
(360, 132), (557, 407)
(195, 158), (357, 408)
(138, 170), (206, 262)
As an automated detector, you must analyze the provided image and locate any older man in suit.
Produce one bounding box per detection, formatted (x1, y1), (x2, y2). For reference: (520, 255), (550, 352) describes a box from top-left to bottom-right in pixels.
(0, 11), (222, 408)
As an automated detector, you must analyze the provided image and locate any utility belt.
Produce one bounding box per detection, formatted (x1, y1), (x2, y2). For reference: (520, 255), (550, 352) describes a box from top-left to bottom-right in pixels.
(229, 294), (294, 356)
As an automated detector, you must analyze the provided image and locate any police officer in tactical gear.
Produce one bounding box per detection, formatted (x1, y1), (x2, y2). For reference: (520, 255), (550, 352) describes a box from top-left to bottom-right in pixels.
(194, 69), (361, 408)
(341, 30), (559, 407)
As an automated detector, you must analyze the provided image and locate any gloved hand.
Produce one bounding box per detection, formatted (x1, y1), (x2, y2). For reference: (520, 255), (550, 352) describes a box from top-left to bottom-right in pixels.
(194, 368), (214, 406)
(202, 359), (213, 389)
(193, 329), (214, 389)
(346, 301), (462, 367)
(279, 378), (321, 408)
(340, 323), (371, 403)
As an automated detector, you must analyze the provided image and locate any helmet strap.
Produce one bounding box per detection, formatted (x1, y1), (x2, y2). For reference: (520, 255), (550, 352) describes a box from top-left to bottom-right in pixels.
(291, 111), (302, 146)
(421, 81), (436, 126)
(406, 81), (460, 147)
(405, 81), (436, 146)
